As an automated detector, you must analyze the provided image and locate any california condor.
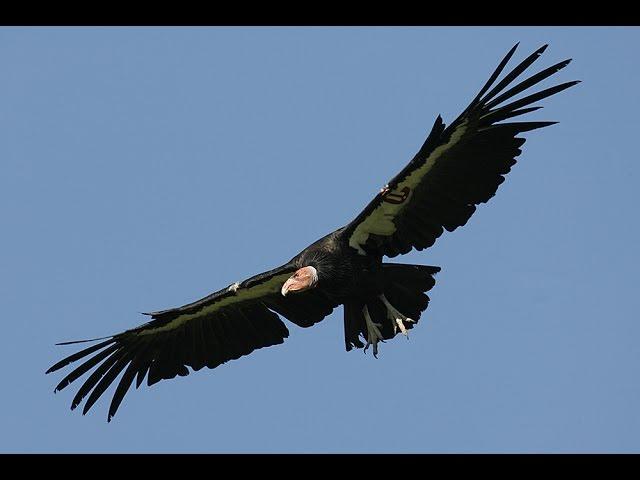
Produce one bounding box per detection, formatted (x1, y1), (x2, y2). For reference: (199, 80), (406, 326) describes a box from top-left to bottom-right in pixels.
(47, 43), (578, 421)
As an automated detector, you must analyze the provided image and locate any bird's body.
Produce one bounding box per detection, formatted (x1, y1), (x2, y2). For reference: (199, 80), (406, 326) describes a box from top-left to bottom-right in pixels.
(288, 228), (439, 352)
(47, 43), (578, 421)
(294, 228), (382, 303)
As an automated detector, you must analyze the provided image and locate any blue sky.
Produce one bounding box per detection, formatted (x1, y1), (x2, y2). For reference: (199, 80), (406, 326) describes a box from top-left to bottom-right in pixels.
(1, 27), (639, 453)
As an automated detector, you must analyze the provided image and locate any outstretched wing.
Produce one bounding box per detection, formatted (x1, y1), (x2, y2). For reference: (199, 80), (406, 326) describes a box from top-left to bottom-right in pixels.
(344, 43), (579, 258)
(46, 262), (337, 421)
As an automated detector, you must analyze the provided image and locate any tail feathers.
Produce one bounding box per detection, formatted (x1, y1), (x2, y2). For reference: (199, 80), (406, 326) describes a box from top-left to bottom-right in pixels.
(343, 302), (365, 351)
(381, 263), (439, 291)
(343, 263), (440, 352)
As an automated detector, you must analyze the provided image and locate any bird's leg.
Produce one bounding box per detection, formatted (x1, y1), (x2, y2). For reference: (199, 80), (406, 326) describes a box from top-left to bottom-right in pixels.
(379, 294), (414, 338)
(363, 304), (384, 358)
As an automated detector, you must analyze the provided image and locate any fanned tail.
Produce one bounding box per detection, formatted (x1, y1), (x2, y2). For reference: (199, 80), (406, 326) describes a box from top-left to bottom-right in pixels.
(343, 263), (440, 352)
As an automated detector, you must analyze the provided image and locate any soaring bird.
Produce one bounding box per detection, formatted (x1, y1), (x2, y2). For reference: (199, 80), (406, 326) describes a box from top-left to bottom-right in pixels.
(47, 43), (578, 421)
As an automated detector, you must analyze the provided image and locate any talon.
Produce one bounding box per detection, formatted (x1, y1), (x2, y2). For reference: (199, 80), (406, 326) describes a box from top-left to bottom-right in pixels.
(363, 304), (384, 358)
(394, 317), (408, 336)
(379, 294), (414, 338)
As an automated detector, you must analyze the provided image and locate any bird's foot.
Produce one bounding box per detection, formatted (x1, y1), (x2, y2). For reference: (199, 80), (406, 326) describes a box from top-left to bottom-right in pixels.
(363, 304), (384, 358)
(379, 294), (414, 338)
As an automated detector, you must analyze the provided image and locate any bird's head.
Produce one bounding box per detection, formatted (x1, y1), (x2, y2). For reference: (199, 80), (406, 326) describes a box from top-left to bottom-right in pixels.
(281, 266), (319, 296)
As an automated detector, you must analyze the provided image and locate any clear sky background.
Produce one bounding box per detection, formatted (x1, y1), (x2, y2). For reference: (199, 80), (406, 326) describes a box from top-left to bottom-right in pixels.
(1, 27), (639, 453)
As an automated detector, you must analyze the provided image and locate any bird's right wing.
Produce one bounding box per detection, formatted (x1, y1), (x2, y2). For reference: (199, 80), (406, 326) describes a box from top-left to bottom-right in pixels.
(46, 262), (337, 421)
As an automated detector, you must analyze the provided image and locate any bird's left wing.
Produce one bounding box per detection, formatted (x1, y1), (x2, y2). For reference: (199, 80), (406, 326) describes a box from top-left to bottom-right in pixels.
(344, 44), (579, 258)
(46, 262), (337, 421)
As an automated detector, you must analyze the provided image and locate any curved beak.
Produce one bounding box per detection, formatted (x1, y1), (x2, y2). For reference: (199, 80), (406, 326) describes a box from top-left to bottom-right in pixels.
(281, 278), (296, 296)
